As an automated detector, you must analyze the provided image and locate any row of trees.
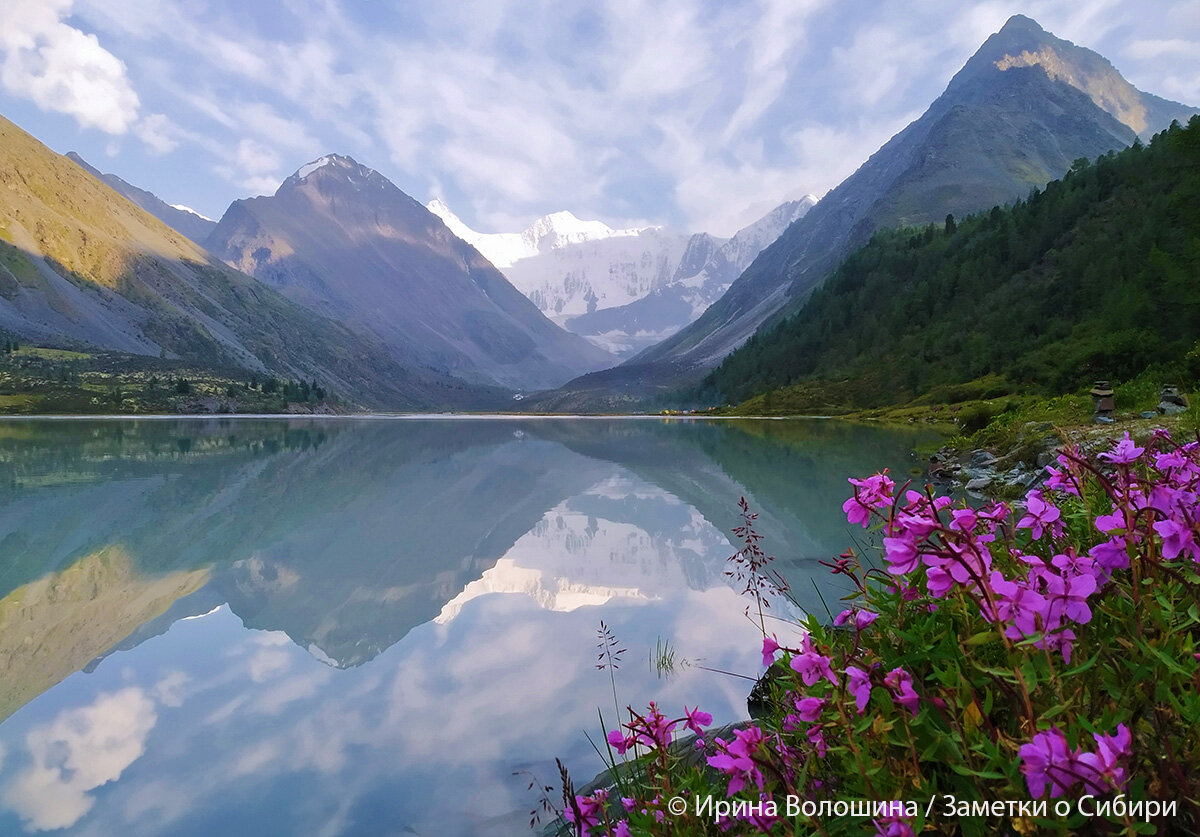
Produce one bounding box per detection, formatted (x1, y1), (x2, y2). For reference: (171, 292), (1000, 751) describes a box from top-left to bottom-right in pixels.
(703, 116), (1200, 408)
(147, 375), (329, 402)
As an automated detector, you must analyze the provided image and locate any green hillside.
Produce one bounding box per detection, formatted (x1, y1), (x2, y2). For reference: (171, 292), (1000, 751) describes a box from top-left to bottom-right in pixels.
(703, 116), (1200, 413)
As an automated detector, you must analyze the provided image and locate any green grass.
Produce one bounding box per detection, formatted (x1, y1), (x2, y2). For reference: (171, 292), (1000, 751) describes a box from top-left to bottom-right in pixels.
(12, 346), (92, 361)
(0, 347), (338, 415)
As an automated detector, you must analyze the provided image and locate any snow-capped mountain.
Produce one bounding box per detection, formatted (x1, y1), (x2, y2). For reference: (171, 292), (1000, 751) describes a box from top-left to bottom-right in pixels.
(427, 200), (649, 268)
(427, 196), (817, 358)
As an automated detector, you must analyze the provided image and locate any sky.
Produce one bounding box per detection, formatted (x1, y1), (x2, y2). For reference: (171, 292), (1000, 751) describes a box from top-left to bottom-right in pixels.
(0, 1), (1197, 238)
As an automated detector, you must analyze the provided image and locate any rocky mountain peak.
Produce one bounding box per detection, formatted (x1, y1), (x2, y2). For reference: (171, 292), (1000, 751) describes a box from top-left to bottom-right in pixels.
(283, 154), (384, 191)
(951, 14), (1190, 139)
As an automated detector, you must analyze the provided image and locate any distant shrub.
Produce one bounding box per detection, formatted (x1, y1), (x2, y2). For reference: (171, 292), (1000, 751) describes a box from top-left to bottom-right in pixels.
(955, 403), (995, 433)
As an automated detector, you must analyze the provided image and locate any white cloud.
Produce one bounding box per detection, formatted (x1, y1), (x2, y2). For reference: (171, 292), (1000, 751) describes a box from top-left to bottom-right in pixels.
(3, 688), (157, 831)
(232, 102), (319, 153)
(246, 642), (291, 683)
(22, 0), (1198, 237)
(0, 0), (140, 134)
(135, 113), (178, 154)
(1126, 38), (1200, 60)
(151, 671), (190, 708)
(214, 138), (284, 195)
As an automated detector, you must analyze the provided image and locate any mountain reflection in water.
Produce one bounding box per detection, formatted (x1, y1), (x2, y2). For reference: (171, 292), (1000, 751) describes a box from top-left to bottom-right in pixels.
(0, 417), (934, 836)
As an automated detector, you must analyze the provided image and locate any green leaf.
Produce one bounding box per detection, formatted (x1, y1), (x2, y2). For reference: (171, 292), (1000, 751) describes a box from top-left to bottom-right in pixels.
(1135, 637), (1190, 676)
(964, 630), (997, 646)
(1061, 650), (1101, 677)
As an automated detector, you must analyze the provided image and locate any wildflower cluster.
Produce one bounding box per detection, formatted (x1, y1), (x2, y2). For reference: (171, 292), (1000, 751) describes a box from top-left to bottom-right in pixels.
(555, 431), (1200, 835)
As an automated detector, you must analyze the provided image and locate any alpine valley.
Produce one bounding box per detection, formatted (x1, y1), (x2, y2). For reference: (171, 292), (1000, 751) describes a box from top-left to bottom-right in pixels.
(2, 8), (1200, 837)
(532, 14), (1198, 410)
(0, 14), (1195, 417)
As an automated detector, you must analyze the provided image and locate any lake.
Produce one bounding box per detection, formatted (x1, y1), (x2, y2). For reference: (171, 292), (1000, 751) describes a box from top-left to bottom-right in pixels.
(0, 417), (936, 836)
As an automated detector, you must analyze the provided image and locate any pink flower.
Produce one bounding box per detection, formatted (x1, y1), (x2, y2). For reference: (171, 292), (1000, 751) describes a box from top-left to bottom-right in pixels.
(834, 608), (879, 630)
(1019, 728), (1088, 798)
(1045, 464), (1080, 496)
(883, 534), (921, 575)
(989, 572), (1047, 639)
(795, 696), (825, 722)
(612, 821), (632, 837)
(883, 667), (919, 717)
(790, 633), (837, 686)
(845, 666), (872, 714)
(707, 727), (766, 795)
(1078, 723), (1132, 792)
(805, 725), (828, 758)
(843, 472), (895, 527)
(684, 705), (712, 737)
(873, 814), (915, 837)
(1017, 490), (1063, 540)
(1099, 432), (1145, 465)
(1094, 510), (1125, 532)
(949, 508), (978, 532)
(1051, 550), (1097, 579)
(1154, 518), (1199, 562)
(564, 793), (603, 830)
(761, 635), (780, 668)
(925, 564), (955, 598)
(1041, 626), (1078, 664)
(607, 729), (631, 755)
(1088, 537), (1131, 574)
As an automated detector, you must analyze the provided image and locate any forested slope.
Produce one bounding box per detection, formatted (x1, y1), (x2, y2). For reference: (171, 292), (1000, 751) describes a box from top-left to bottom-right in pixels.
(704, 117), (1200, 411)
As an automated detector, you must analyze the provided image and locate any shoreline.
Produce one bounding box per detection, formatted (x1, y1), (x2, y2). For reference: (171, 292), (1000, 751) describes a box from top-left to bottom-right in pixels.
(0, 411), (843, 421)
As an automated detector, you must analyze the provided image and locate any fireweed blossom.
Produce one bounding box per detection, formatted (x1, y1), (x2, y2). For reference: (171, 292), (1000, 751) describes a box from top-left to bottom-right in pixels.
(1099, 432), (1145, 465)
(761, 635), (780, 668)
(1019, 728), (1087, 798)
(558, 434), (1198, 835)
(707, 726), (767, 795)
(845, 665), (872, 714)
(1017, 490), (1063, 539)
(843, 471), (896, 527)
(883, 667), (920, 717)
(790, 633), (837, 686)
(834, 608), (880, 630)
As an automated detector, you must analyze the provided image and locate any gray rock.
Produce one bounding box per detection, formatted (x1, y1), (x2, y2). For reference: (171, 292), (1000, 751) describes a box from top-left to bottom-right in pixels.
(1141, 411), (1159, 419)
(966, 476), (993, 491)
(963, 467), (996, 482)
(1093, 415), (1115, 424)
(1036, 451), (1054, 468)
(1158, 402), (1188, 416)
(970, 450), (998, 468)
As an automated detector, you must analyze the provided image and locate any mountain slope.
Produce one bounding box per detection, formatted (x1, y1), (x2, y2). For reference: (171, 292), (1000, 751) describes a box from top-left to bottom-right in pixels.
(593, 15), (1199, 398)
(206, 156), (613, 391)
(0, 114), (492, 409)
(64, 152), (217, 244)
(706, 116), (1200, 410)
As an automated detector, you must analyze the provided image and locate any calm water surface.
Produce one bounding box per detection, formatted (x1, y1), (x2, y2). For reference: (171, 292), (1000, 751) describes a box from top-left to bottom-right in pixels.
(0, 417), (936, 836)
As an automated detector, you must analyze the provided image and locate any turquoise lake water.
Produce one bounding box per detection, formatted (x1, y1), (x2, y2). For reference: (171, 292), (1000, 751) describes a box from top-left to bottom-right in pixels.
(0, 417), (936, 836)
